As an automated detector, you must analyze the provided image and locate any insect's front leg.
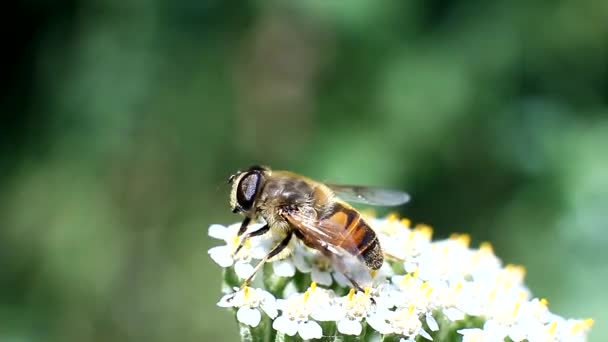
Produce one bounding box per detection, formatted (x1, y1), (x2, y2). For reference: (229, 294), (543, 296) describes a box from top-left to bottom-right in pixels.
(233, 224), (270, 256)
(237, 216), (251, 236)
(241, 231), (293, 288)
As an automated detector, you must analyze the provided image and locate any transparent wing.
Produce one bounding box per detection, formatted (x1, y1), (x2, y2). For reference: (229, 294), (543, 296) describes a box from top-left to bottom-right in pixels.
(282, 208), (355, 256)
(282, 208), (376, 285)
(327, 184), (410, 206)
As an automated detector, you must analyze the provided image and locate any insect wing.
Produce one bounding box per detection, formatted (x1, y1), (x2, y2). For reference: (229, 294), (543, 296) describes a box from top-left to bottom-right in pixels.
(326, 184), (410, 206)
(282, 209), (353, 256)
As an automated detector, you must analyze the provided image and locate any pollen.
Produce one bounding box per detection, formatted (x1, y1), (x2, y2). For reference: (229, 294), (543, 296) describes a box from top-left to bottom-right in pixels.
(540, 298), (549, 307)
(370, 270), (378, 278)
(400, 217), (412, 228)
(364, 287), (371, 296)
(232, 236), (240, 247)
(455, 281), (463, 292)
(408, 304), (415, 315)
(303, 289), (310, 303)
(387, 212), (400, 222)
(518, 290), (528, 301)
(450, 233), (471, 247)
(424, 286), (434, 299)
(310, 281), (317, 292)
(506, 264), (526, 280)
(348, 288), (356, 301)
(489, 289), (497, 301)
(414, 223), (433, 239)
(548, 321), (558, 335)
(512, 302), (521, 317)
(401, 273), (412, 286)
(479, 241), (493, 254)
(243, 286), (250, 299)
(571, 319), (594, 334)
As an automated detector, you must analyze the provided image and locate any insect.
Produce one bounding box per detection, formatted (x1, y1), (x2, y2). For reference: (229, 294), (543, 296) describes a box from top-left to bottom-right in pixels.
(228, 165), (410, 291)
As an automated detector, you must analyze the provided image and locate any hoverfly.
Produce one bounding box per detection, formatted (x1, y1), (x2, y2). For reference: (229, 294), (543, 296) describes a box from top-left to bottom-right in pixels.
(229, 165), (409, 290)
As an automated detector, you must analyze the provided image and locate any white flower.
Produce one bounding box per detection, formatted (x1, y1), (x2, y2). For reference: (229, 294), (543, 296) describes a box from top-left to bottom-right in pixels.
(209, 216), (593, 342)
(272, 283), (339, 339)
(208, 223), (271, 279)
(291, 246), (337, 286)
(557, 318), (594, 342)
(334, 288), (374, 335)
(272, 259), (296, 277)
(207, 224), (254, 265)
(217, 286), (278, 327)
(208, 224), (239, 267)
(367, 305), (433, 340)
(457, 321), (503, 342)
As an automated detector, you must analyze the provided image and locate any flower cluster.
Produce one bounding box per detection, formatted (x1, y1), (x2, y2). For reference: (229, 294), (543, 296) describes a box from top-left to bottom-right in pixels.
(209, 215), (593, 341)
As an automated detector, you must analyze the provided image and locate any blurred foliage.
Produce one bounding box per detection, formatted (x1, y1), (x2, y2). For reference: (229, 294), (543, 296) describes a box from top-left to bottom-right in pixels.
(1, 0), (607, 341)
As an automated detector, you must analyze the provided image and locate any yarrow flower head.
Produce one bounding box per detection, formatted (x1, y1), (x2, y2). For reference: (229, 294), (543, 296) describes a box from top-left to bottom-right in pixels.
(217, 286), (278, 327)
(209, 215), (593, 341)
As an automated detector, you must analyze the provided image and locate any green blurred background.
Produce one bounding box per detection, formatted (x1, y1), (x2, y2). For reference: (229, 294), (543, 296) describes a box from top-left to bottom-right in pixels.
(1, 1), (606, 341)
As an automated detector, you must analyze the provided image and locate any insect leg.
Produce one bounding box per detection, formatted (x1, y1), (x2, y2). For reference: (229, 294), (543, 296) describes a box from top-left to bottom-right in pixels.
(384, 252), (404, 262)
(233, 224), (270, 256)
(237, 216), (251, 236)
(328, 256), (365, 292)
(241, 231), (293, 288)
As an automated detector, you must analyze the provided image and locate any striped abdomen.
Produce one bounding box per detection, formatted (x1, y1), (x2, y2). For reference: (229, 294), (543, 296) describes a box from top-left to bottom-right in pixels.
(324, 204), (384, 270)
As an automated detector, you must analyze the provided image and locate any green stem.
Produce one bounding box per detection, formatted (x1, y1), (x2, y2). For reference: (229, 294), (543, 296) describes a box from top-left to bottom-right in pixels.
(263, 263), (290, 296)
(223, 266), (241, 291)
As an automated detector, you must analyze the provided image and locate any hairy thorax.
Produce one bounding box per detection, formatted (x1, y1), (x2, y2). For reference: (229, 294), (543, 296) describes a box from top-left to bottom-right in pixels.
(254, 173), (334, 260)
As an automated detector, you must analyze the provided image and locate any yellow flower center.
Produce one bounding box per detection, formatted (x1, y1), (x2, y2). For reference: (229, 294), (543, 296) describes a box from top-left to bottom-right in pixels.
(540, 298), (549, 307)
(414, 223), (433, 239)
(450, 233), (471, 247)
(347, 288), (355, 302)
(570, 319), (594, 335)
(243, 286), (250, 299)
(400, 217), (412, 228)
(548, 321), (558, 335)
(479, 241), (493, 253)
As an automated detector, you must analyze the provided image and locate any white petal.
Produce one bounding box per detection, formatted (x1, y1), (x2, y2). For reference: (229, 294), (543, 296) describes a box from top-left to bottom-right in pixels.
(337, 318), (362, 335)
(261, 301), (278, 319)
(292, 252), (312, 273)
(234, 261), (255, 279)
(208, 246), (234, 267)
(366, 314), (392, 335)
(457, 328), (482, 336)
(483, 319), (508, 339)
(312, 305), (343, 322)
(443, 307), (465, 321)
(426, 313), (439, 331)
(275, 299), (288, 311)
(311, 268), (333, 286)
(208, 224), (229, 240)
(508, 324), (526, 342)
(217, 293), (235, 308)
(403, 260), (419, 273)
(237, 307), (261, 327)
(333, 271), (351, 287)
(272, 315), (298, 336)
(273, 260), (296, 277)
(418, 328), (433, 340)
(457, 328), (486, 342)
(298, 321), (323, 340)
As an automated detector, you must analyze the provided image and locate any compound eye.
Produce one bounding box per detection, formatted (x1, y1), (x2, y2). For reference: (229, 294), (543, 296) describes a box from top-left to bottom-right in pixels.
(236, 172), (260, 210)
